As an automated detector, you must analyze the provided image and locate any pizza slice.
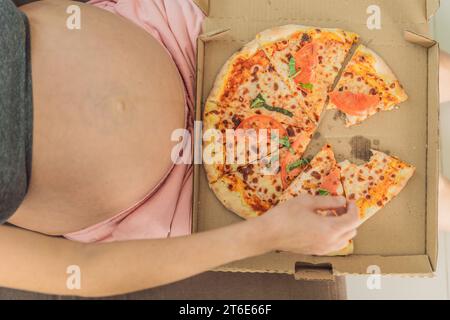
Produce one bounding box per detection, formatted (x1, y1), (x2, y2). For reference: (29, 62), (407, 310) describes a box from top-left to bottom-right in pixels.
(209, 138), (313, 219)
(257, 25), (359, 122)
(207, 39), (315, 130)
(210, 173), (273, 219)
(210, 157), (284, 219)
(203, 101), (315, 184)
(279, 144), (343, 201)
(278, 144), (353, 256)
(339, 150), (415, 223)
(328, 45), (408, 127)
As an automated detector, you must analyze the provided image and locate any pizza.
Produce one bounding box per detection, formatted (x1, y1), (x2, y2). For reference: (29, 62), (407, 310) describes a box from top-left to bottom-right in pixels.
(257, 25), (360, 122)
(202, 25), (413, 255)
(339, 150), (416, 223)
(328, 45), (408, 127)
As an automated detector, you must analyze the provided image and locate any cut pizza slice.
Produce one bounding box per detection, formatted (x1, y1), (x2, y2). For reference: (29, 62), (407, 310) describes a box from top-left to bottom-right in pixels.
(339, 150), (415, 223)
(278, 144), (353, 256)
(210, 158), (284, 219)
(203, 101), (315, 184)
(210, 173), (273, 219)
(328, 45), (408, 127)
(209, 138), (313, 219)
(257, 25), (360, 122)
(207, 39), (315, 130)
(279, 144), (343, 201)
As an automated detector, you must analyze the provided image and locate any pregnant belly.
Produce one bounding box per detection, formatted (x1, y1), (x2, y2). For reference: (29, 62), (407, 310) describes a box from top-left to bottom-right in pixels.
(10, 1), (186, 235)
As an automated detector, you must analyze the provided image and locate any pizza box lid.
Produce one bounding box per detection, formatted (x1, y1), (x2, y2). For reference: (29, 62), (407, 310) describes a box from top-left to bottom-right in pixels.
(192, 0), (440, 280)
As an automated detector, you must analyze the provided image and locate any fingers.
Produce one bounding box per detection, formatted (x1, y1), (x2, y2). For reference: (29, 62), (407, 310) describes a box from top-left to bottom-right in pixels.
(300, 195), (347, 210)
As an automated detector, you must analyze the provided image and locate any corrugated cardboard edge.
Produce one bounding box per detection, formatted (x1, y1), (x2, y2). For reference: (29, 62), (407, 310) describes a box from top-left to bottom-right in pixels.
(214, 254), (435, 278)
(192, 0), (440, 22)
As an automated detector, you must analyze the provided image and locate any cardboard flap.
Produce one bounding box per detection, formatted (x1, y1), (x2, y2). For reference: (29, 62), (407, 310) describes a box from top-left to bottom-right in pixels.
(426, 44), (440, 271)
(404, 30), (437, 48)
(199, 29), (230, 42)
(427, 0), (440, 20)
(192, 0), (209, 15)
(295, 262), (335, 282)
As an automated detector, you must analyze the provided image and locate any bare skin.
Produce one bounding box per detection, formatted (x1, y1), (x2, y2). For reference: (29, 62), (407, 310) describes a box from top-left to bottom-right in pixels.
(9, 0), (186, 235)
(0, 1), (360, 296)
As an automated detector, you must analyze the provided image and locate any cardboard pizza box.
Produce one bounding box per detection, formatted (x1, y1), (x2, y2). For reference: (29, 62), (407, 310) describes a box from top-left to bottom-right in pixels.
(192, 0), (440, 280)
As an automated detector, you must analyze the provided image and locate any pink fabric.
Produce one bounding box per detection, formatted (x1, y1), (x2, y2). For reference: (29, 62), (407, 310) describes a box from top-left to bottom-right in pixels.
(64, 0), (204, 243)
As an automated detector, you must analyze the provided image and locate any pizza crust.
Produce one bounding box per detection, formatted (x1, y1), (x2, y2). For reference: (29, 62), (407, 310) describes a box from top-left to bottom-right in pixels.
(358, 45), (408, 103)
(202, 100), (226, 183)
(257, 24), (358, 46)
(210, 174), (269, 219)
(256, 24), (311, 45)
(329, 241), (354, 257)
(207, 39), (261, 104)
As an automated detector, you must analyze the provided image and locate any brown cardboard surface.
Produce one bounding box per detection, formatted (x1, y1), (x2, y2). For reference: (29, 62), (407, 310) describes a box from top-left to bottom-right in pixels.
(192, 0), (209, 15)
(193, 0), (440, 277)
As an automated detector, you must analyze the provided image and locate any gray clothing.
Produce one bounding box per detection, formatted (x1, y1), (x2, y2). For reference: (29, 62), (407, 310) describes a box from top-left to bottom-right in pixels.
(0, 0), (33, 223)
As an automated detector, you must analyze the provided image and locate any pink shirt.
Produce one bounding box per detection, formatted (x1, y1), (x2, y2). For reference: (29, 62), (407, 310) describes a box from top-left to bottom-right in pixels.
(64, 0), (204, 243)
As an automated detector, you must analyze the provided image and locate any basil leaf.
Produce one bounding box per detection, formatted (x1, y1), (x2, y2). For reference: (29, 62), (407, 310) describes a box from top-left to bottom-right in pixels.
(250, 94), (294, 118)
(318, 189), (330, 196)
(261, 104), (294, 118)
(279, 136), (290, 147)
(289, 57), (297, 77)
(279, 136), (295, 154)
(286, 158), (309, 173)
(251, 93), (266, 109)
(299, 82), (314, 91)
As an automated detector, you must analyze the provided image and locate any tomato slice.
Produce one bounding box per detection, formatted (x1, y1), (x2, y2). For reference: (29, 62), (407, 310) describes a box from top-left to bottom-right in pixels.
(293, 42), (318, 87)
(319, 167), (341, 196)
(237, 115), (287, 140)
(280, 136), (309, 189)
(329, 91), (380, 116)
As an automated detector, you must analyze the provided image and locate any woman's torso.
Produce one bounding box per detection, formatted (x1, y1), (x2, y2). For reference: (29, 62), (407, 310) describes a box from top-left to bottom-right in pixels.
(9, 0), (185, 235)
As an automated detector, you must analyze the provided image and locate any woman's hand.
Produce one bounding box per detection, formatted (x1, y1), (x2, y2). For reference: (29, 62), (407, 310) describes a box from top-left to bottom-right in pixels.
(258, 195), (361, 256)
